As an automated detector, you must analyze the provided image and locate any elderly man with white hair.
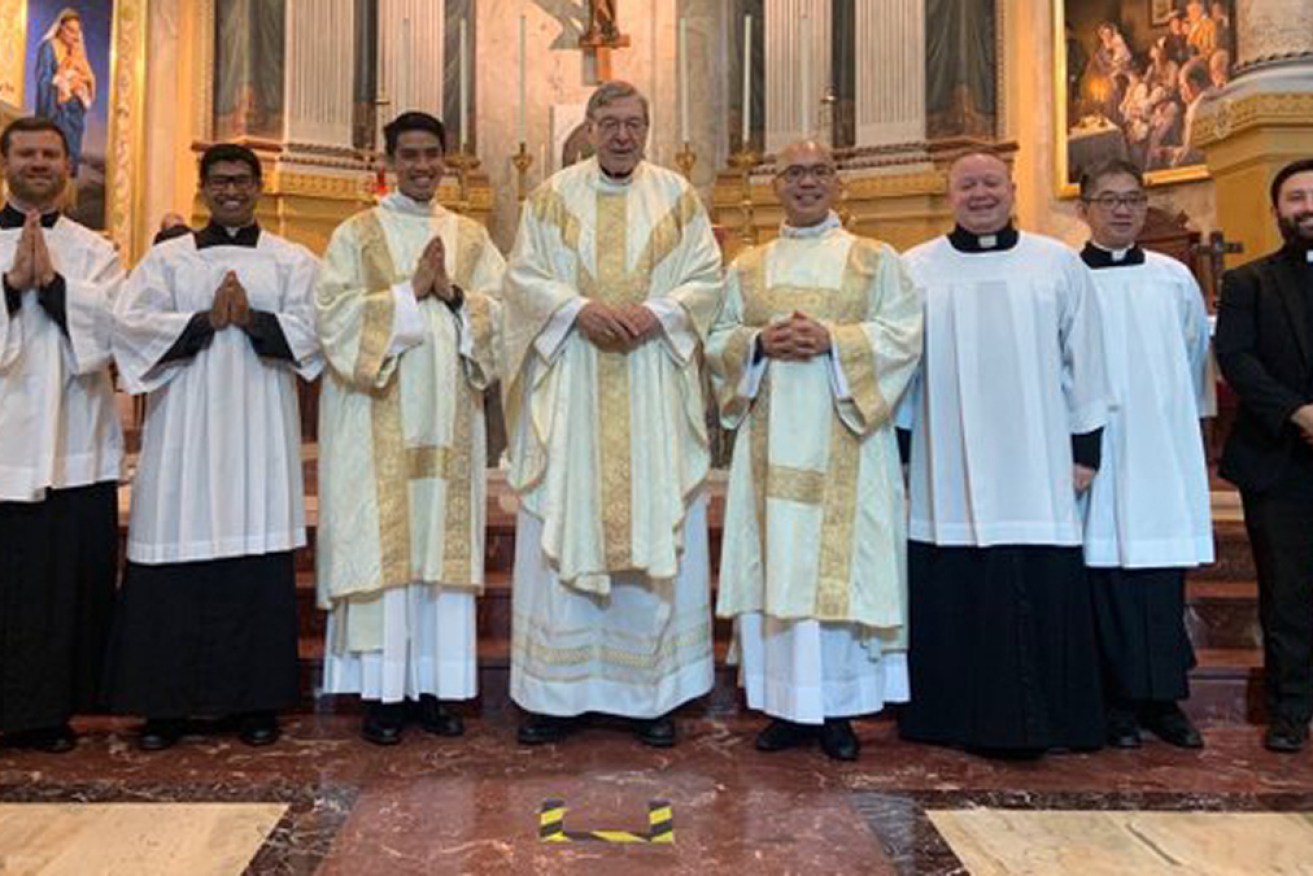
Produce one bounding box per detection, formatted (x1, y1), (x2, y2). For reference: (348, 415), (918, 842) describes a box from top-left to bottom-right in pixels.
(502, 81), (723, 748)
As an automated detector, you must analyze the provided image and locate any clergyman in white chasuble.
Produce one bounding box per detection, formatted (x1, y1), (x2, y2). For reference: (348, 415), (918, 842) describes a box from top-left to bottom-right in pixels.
(501, 83), (722, 747)
(315, 113), (504, 746)
(707, 140), (923, 762)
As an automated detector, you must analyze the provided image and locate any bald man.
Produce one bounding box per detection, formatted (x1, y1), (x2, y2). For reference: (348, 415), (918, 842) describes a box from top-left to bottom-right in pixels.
(707, 142), (922, 760)
(895, 152), (1109, 758)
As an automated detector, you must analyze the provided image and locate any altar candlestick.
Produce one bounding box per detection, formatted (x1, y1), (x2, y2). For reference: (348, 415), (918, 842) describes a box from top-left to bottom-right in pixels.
(678, 17), (689, 144)
(517, 15), (527, 144)
(742, 14), (753, 148)
(459, 18), (470, 151)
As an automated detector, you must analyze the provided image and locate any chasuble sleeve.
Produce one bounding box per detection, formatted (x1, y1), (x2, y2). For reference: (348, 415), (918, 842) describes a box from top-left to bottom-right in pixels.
(503, 194), (587, 384)
(59, 237), (124, 376)
(113, 246), (210, 394)
(830, 243), (924, 437)
(315, 217), (411, 392)
(1058, 258), (1110, 435)
(648, 193), (724, 365)
(454, 223), (506, 391)
(705, 261), (762, 429)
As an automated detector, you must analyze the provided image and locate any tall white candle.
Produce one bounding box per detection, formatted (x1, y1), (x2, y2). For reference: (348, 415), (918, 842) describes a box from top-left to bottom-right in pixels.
(517, 14), (527, 143)
(459, 18), (470, 151)
(800, 14), (811, 137)
(401, 17), (412, 110)
(741, 14), (752, 147)
(678, 17), (689, 143)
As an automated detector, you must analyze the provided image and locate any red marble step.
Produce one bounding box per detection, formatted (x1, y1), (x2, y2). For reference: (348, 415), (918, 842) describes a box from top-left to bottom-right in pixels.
(1188, 518), (1256, 582)
(1184, 578), (1261, 651)
(1188, 648), (1266, 724)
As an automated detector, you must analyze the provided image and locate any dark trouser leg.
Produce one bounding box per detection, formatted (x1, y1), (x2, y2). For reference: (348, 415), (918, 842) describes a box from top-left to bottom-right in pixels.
(1243, 492), (1313, 724)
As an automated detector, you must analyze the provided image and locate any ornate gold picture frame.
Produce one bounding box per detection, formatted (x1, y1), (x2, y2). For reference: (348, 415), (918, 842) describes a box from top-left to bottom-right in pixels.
(1053, 0), (1235, 198)
(0, 0), (147, 256)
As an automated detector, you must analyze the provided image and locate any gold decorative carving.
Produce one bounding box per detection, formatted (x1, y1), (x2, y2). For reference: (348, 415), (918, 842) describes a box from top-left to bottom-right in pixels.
(1193, 92), (1313, 149)
(0, 0), (27, 107)
(195, 0), (215, 142)
(106, 0), (149, 259)
(276, 170), (374, 201)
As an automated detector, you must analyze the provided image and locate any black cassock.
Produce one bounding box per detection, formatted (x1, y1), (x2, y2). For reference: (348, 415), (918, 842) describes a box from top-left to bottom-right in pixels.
(0, 482), (118, 733)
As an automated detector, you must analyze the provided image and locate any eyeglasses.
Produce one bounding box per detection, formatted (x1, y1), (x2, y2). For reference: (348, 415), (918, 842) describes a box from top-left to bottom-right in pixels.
(205, 174), (258, 191)
(777, 164), (838, 184)
(594, 117), (648, 136)
(1083, 193), (1148, 210)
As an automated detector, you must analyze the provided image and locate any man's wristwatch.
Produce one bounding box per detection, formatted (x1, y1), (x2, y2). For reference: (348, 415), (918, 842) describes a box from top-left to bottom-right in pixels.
(444, 283), (466, 313)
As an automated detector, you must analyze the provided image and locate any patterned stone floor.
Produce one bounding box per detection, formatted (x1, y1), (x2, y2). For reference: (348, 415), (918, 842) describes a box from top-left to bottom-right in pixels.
(3, 712), (1313, 874)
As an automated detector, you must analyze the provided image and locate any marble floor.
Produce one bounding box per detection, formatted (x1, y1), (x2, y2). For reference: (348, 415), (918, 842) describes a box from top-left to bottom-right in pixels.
(3, 712), (1313, 874)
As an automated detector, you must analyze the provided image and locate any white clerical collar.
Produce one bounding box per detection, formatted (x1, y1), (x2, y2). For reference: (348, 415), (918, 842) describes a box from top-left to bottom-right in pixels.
(594, 158), (643, 191)
(780, 211), (842, 240)
(382, 191), (443, 217)
(1090, 240), (1133, 262)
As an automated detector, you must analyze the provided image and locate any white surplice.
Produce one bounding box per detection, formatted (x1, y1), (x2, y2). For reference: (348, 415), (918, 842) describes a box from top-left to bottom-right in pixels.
(316, 194), (504, 702)
(0, 215), (123, 501)
(706, 216), (923, 723)
(1083, 249), (1214, 568)
(113, 229), (322, 563)
(503, 158), (723, 717)
(898, 232), (1109, 547)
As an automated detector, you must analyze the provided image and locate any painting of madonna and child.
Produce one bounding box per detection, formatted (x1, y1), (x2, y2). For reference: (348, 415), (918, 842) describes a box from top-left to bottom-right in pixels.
(21, 2), (114, 230)
(1060, 0), (1235, 192)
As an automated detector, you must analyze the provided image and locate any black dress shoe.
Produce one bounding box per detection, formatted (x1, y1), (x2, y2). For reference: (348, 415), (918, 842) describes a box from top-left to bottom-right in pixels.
(414, 695), (464, 737)
(238, 712), (281, 747)
(517, 713), (577, 745)
(754, 719), (815, 752)
(6, 724), (77, 754)
(361, 702), (405, 746)
(1140, 702), (1203, 749)
(819, 718), (860, 761)
(634, 715), (676, 748)
(1106, 704), (1142, 749)
(1265, 718), (1309, 754)
(138, 719), (185, 752)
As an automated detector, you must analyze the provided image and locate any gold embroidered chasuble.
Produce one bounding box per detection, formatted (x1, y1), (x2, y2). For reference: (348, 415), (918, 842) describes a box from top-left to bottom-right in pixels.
(502, 159), (724, 596)
(707, 227), (923, 643)
(315, 199), (504, 650)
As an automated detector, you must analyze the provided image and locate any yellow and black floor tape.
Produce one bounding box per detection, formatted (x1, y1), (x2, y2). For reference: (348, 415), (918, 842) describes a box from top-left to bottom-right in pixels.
(539, 799), (674, 844)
